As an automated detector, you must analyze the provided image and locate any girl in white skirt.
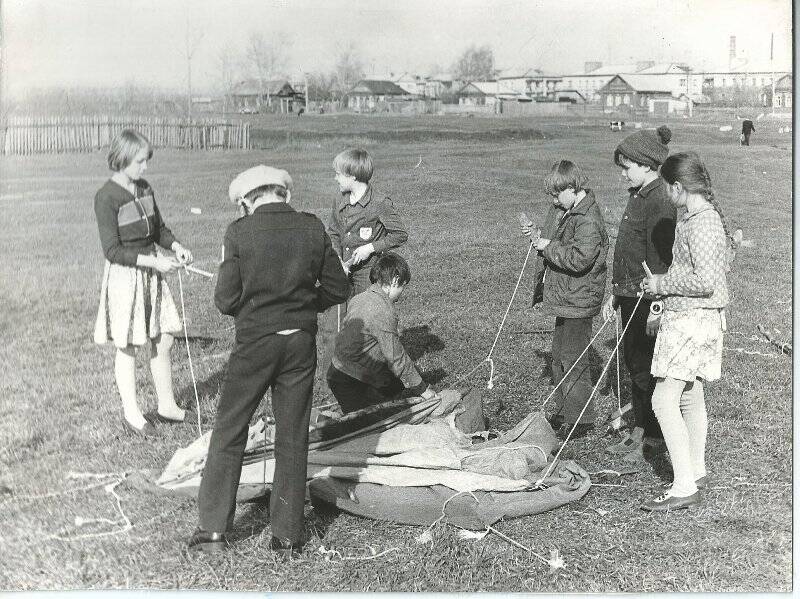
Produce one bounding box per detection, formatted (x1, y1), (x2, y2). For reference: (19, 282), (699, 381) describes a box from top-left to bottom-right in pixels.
(93, 129), (194, 435)
(640, 151), (735, 511)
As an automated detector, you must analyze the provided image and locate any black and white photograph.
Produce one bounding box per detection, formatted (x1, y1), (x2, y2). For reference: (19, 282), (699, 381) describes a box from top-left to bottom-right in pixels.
(0, 0), (793, 593)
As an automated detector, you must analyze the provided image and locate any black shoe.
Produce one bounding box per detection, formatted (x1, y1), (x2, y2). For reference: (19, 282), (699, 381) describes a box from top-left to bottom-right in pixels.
(187, 528), (228, 553)
(270, 535), (303, 558)
(147, 409), (198, 425)
(556, 423), (594, 441)
(546, 414), (565, 431)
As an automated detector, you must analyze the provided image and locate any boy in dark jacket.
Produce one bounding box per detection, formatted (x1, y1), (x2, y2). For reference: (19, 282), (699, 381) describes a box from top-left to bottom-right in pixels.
(190, 165), (349, 555)
(602, 126), (676, 459)
(525, 160), (608, 439)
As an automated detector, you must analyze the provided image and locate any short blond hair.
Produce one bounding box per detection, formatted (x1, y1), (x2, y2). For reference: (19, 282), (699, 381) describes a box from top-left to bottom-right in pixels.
(333, 148), (373, 183)
(107, 129), (153, 172)
(543, 160), (588, 195)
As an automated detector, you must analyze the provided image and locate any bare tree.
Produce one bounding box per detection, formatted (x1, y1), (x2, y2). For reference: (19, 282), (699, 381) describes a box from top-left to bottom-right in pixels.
(333, 43), (365, 100)
(185, 17), (204, 119)
(216, 45), (240, 113)
(244, 31), (290, 110)
(452, 45), (495, 81)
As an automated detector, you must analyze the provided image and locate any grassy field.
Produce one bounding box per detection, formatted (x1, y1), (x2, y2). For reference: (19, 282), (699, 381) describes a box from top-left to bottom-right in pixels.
(0, 114), (792, 592)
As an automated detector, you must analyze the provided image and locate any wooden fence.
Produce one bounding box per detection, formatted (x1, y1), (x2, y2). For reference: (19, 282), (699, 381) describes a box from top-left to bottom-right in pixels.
(1, 116), (250, 155)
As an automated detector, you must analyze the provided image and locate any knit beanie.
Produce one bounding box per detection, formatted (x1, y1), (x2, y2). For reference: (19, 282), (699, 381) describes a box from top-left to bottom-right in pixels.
(614, 125), (672, 170)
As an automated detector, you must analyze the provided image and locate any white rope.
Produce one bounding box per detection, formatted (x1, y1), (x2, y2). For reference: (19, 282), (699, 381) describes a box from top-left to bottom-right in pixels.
(535, 293), (645, 487)
(615, 317), (622, 412)
(484, 241), (536, 389)
(449, 241), (535, 391)
(177, 270), (203, 437)
(538, 317), (613, 412)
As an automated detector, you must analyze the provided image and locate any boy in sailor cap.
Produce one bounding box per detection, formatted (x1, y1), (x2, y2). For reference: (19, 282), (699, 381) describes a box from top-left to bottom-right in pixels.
(190, 165), (349, 555)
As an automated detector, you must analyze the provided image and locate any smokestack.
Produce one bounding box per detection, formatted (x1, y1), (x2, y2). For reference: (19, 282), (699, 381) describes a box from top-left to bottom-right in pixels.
(729, 36), (736, 68)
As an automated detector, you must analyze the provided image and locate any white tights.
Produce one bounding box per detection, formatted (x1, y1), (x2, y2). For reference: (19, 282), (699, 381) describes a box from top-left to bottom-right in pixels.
(115, 334), (184, 427)
(651, 376), (708, 497)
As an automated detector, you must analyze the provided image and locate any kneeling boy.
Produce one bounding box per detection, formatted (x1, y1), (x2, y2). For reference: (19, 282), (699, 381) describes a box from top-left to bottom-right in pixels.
(327, 253), (437, 413)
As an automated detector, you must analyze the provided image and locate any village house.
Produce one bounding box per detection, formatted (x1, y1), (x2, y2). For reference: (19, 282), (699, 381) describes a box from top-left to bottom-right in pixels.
(230, 79), (304, 113)
(496, 68), (561, 100)
(598, 74), (689, 116)
(761, 74), (793, 108)
(345, 80), (413, 111)
(456, 81), (499, 106)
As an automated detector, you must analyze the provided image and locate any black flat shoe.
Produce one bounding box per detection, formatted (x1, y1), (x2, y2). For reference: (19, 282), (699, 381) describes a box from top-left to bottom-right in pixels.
(641, 491), (701, 512)
(122, 418), (158, 437)
(147, 409), (198, 425)
(546, 414), (565, 431)
(188, 528), (228, 553)
(270, 536), (303, 558)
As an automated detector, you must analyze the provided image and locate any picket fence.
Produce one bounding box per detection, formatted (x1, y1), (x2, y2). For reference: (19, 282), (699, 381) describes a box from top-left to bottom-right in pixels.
(1, 116), (251, 155)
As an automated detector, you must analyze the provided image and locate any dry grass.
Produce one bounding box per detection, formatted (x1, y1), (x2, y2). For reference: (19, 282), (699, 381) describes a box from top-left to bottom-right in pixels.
(0, 113), (792, 591)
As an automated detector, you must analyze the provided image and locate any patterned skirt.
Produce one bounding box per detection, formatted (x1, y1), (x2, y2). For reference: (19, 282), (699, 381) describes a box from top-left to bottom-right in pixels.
(94, 260), (182, 348)
(651, 308), (725, 382)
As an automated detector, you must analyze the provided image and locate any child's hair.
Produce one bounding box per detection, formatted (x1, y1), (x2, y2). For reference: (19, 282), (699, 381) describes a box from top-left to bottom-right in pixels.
(369, 252), (411, 286)
(245, 184), (288, 202)
(543, 160), (588, 195)
(660, 151), (735, 245)
(333, 149), (373, 183)
(107, 129), (153, 172)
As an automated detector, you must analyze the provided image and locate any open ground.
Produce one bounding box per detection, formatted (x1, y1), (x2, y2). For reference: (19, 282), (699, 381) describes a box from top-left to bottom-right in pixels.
(0, 114), (792, 592)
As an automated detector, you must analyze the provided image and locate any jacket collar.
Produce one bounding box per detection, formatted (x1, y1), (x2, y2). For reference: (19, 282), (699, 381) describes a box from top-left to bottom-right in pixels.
(253, 202), (295, 214)
(680, 204), (715, 222)
(368, 282), (394, 308)
(339, 185), (374, 210)
(564, 189), (596, 217)
(635, 178), (664, 198)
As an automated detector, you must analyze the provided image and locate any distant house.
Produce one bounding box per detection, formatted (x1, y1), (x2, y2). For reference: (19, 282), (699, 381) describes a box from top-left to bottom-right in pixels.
(392, 72), (422, 95)
(761, 74), (793, 108)
(456, 81), (499, 106)
(496, 68), (561, 99)
(230, 79), (303, 113)
(553, 90), (586, 104)
(191, 97), (224, 113)
(345, 80), (412, 111)
(419, 73), (465, 102)
(598, 74), (682, 115)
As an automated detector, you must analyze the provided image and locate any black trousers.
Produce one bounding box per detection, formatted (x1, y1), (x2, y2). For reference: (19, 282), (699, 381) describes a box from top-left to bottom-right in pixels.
(742, 132), (751, 146)
(318, 267), (372, 393)
(550, 316), (596, 424)
(198, 330), (316, 543)
(617, 296), (663, 439)
(326, 364), (404, 414)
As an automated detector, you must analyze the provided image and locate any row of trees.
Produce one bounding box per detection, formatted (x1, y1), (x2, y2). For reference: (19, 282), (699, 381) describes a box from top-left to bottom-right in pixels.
(5, 40), (498, 115)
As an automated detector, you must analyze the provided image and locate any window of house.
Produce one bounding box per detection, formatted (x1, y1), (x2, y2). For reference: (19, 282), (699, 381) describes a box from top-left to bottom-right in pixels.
(775, 95), (782, 107)
(679, 78), (686, 86)
(722, 78), (727, 86)
(623, 94), (630, 104)
(786, 95), (792, 108)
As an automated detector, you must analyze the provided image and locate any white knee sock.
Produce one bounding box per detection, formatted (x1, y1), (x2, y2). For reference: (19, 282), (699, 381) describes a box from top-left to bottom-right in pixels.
(680, 380), (708, 480)
(651, 378), (698, 497)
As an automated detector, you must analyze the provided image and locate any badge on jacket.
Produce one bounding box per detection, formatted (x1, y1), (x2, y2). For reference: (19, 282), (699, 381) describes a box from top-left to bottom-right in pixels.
(359, 226), (373, 240)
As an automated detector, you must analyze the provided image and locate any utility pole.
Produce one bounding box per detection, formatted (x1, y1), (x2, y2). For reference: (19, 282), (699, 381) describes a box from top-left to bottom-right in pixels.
(770, 32), (776, 117)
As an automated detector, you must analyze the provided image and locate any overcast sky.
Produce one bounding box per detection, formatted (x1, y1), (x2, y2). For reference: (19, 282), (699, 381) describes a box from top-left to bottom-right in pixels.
(2, 0), (793, 96)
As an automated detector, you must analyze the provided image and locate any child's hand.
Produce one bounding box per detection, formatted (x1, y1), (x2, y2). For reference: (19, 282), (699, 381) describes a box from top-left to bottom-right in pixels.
(420, 386), (439, 401)
(350, 243), (374, 265)
(172, 243), (193, 265)
(641, 274), (663, 295)
(645, 312), (661, 337)
(533, 238), (551, 251)
(601, 296), (617, 322)
(340, 257), (351, 274)
(153, 255), (180, 274)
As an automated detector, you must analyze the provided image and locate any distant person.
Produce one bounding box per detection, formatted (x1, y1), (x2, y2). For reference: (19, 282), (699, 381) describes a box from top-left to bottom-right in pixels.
(297, 107), (305, 116)
(319, 149), (409, 393)
(740, 119), (755, 145)
(190, 165), (349, 555)
(93, 129), (195, 437)
(327, 253), (438, 413)
(601, 126), (676, 461)
(640, 152), (733, 511)
(523, 160), (608, 440)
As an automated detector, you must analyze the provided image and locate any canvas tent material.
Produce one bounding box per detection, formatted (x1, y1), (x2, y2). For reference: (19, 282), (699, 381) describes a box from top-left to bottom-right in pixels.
(154, 391), (591, 526)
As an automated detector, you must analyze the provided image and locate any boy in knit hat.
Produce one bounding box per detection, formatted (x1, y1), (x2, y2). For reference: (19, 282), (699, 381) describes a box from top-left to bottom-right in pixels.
(601, 126), (676, 460)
